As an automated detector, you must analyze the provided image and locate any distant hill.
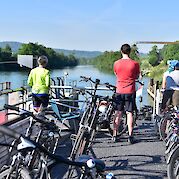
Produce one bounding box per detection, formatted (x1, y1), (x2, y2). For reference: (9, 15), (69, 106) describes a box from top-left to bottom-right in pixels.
(0, 41), (23, 53)
(0, 41), (102, 59)
(54, 48), (102, 59)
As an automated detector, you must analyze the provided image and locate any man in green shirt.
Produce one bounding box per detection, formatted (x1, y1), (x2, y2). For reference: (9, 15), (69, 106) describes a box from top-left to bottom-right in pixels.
(28, 55), (50, 114)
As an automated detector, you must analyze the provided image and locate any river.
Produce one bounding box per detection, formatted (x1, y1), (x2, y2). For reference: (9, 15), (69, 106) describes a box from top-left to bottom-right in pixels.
(0, 65), (153, 107)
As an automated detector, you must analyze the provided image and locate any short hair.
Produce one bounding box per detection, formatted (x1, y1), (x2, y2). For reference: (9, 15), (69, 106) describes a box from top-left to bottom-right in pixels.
(38, 55), (48, 67)
(121, 44), (131, 55)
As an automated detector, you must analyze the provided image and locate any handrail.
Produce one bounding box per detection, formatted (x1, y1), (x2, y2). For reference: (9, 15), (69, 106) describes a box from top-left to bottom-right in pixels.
(0, 82), (11, 91)
(0, 87), (27, 96)
(50, 85), (113, 91)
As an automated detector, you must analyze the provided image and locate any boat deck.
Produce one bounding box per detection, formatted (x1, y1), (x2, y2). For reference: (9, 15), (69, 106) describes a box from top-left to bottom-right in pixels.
(53, 119), (167, 179)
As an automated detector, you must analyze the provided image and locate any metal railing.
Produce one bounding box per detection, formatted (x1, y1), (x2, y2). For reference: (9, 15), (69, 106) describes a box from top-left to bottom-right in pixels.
(0, 84), (30, 124)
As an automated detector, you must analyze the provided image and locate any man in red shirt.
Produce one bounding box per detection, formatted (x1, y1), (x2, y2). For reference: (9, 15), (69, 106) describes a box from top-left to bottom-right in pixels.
(113, 44), (140, 144)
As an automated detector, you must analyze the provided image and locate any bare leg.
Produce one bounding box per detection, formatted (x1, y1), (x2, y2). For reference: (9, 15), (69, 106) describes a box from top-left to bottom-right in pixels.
(33, 105), (45, 117)
(127, 112), (133, 136)
(113, 110), (122, 136)
(37, 105), (46, 118)
(33, 107), (40, 114)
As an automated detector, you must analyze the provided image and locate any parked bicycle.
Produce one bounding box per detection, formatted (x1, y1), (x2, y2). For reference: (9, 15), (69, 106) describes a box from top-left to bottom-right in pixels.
(68, 76), (117, 178)
(0, 118), (115, 178)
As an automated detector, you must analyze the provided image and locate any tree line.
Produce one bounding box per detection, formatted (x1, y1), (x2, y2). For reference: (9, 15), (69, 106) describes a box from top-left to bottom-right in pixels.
(0, 43), (79, 70)
(92, 43), (179, 81)
(92, 44), (139, 73)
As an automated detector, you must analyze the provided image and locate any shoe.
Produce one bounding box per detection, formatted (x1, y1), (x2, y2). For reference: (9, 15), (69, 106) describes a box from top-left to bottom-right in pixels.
(112, 136), (117, 142)
(128, 136), (136, 144)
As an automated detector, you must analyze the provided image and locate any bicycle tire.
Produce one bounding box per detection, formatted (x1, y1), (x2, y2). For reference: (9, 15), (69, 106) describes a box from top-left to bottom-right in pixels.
(113, 111), (137, 137)
(70, 128), (87, 160)
(68, 129), (90, 178)
(167, 147), (179, 179)
(117, 115), (128, 137)
(81, 106), (92, 126)
(106, 106), (115, 136)
(159, 117), (168, 142)
(0, 166), (31, 179)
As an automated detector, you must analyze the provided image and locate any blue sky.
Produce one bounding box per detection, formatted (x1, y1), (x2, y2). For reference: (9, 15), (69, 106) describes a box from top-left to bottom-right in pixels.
(1, 0), (179, 53)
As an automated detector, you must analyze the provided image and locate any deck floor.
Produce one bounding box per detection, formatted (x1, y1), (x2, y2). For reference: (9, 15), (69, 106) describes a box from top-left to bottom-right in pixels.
(52, 119), (167, 179)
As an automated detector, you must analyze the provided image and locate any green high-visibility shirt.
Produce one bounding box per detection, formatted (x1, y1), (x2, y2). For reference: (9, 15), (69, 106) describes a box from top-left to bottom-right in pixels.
(28, 67), (50, 94)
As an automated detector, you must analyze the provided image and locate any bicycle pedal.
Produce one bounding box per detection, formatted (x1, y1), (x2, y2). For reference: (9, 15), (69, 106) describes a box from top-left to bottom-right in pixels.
(70, 134), (77, 141)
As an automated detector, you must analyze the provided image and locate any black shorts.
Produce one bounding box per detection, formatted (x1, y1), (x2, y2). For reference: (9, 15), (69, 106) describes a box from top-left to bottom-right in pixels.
(161, 90), (173, 109)
(113, 93), (136, 112)
(32, 94), (49, 108)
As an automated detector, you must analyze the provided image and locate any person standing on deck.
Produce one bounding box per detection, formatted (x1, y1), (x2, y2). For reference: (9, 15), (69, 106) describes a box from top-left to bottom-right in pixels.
(166, 61), (179, 108)
(28, 55), (50, 116)
(113, 44), (140, 144)
(161, 60), (178, 111)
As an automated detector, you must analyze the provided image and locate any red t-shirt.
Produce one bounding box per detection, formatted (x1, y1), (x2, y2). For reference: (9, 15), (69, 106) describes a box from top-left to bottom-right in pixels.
(114, 58), (140, 94)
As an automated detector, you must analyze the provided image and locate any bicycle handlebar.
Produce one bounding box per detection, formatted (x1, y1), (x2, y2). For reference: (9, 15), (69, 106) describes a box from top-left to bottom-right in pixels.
(135, 80), (144, 86)
(80, 76), (100, 85)
(104, 83), (116, 91)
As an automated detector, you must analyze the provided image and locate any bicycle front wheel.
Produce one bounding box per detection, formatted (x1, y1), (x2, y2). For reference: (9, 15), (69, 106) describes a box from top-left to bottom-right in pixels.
(167, 147), (179, 179)
(0, 166), (31, 179)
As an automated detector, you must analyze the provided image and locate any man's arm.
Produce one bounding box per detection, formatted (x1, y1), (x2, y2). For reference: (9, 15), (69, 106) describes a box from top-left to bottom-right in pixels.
(113, 62), (117, 76)
(135, 63), (140, 79)
(162, 73), (167, 89)
(27, 71), (33, 87)
(45, 71), (50, 88)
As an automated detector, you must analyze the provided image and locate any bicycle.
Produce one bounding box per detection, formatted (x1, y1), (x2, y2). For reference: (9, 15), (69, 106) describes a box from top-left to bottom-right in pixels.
(0, 124), (115, 179)
(3, 104), (61, 172)
(68, 77), (116, 178)
(166, 108), (179, 179)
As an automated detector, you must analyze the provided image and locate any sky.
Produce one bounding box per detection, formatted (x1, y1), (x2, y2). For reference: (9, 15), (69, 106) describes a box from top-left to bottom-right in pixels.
(1, 0), (179, 53)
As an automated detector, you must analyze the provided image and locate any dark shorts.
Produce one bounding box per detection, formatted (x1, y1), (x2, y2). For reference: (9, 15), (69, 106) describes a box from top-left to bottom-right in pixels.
(161, 90), (173, 109)
(32, 94), (49, 108)
(113, 93), (136, 112)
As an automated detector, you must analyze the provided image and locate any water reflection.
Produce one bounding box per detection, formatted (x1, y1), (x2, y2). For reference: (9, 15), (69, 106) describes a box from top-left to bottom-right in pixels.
(0, 65), (153, 107)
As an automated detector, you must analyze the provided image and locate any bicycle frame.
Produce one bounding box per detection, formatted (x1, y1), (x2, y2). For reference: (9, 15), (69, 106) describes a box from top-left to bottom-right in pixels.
(0, 124), (110, 179)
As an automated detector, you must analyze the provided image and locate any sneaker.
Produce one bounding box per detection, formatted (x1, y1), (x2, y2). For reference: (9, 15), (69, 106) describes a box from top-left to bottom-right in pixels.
(112, 136), (117, 142)
(128, 136), (136, 144)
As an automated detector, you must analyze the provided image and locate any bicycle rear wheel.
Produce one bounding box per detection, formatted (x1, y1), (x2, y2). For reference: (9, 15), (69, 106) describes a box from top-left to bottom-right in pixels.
(112, 111), (137, 137)
(0, 166), (31, 179)
(118, 116), (128, 137)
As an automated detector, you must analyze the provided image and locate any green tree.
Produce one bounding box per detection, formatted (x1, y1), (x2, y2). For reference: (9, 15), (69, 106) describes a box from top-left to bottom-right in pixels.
(18, 42), (79, 69)
(130, 44), (140, 62)
(161, 43), (179, 61)
(148, 45), (159, 66)
(1, 44), (12, 60)
(4, 44), (12, 54)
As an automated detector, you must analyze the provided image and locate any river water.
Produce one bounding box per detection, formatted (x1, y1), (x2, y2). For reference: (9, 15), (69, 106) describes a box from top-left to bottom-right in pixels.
(0, 65), (153, 107)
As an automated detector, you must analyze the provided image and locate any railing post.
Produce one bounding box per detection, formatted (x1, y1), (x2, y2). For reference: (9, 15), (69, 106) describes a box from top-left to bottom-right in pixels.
(152, 82), (157, 120)
(4, 93), (9, 122)
(155, 81), (160, 115)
